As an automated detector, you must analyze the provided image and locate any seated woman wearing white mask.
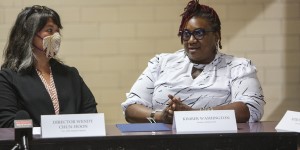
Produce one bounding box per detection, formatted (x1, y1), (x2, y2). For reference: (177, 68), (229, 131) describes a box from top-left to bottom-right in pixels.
(0, 5), (98, 127)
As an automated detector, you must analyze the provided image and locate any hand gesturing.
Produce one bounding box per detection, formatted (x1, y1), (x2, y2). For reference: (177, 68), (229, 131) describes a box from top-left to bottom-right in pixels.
(160, 94), (192, 124)
(168, 94), (192, 111)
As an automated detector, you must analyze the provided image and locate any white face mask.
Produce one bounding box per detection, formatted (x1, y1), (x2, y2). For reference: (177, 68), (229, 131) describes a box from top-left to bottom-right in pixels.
(35, 32), (61, 58)
(43, 32), (61, 58)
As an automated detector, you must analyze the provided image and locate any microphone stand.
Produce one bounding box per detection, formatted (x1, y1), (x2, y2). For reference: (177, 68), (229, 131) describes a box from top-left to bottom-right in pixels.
(13, 111), (32, 150)
(11, 135), (29, 150)
(22, 135), (29, 150)
(11, 143), (20, 150)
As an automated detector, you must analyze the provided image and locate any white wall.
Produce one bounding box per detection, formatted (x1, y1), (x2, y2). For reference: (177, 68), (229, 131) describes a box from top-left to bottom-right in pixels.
(0, 0), (299, 124)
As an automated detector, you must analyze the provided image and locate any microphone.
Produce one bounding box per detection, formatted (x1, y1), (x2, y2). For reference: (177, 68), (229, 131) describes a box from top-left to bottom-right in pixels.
(14, 110), (33, 150)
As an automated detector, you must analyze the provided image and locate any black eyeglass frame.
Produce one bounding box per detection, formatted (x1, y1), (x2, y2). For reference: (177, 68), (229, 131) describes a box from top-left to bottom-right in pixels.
(180, 28), (215, 41)
(25, 5), (48, 20)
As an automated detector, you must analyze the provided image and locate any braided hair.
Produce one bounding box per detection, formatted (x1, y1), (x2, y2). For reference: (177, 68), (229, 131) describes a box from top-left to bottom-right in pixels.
(178, 0), (222, 49)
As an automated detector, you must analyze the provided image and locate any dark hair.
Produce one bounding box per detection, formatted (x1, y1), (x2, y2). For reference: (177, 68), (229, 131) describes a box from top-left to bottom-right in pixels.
(1, 5), (63, 71)
(178, 0), (222, 49)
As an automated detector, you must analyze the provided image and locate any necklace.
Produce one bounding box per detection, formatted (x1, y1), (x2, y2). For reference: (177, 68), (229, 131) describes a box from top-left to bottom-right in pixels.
(191, 67), (203, 79)
(191, 63), (205, 79)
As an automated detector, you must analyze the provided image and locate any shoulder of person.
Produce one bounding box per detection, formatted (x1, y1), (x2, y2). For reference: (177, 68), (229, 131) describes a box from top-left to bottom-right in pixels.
(0, 68), (21, 84)
(220, 53), (254, 67)
(151, 49), (185, 63)
(0, 68), (16, 77)
(220, 53), (257, 78)
(50, 59), (79, 74)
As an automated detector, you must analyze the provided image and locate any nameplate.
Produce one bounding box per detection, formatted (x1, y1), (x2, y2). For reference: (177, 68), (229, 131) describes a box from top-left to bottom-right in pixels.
(41, 113), (106, 138)
(172, 110), (237, 133)
(275, 110), (300, 132)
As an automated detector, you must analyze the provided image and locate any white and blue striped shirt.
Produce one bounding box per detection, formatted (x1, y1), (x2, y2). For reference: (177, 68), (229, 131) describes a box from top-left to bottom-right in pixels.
(122, 49), (265, 122)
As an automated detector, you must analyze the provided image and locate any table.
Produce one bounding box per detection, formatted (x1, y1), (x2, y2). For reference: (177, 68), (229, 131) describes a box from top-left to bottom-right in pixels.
(0, 121), (298, 150)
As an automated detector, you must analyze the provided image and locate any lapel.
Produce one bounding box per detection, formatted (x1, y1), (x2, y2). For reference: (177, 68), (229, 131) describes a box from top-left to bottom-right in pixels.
(192, 53), (222, 88)
(49, 60), (70, 112)
(29, 68), (56, 114)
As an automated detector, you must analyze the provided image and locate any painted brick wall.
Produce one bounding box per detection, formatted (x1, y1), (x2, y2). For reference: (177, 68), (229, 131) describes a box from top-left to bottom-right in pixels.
(0, 0), (299, 124)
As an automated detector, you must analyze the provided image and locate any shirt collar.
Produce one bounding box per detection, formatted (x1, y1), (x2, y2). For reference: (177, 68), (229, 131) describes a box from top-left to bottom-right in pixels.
(189, 51), (222, 69)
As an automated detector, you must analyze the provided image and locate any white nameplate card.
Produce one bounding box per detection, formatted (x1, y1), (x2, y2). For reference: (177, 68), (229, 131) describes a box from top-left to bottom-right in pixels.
(172, 110), (237, 133)
(275, 110), (300, 132)
(41, 113), (106, 138)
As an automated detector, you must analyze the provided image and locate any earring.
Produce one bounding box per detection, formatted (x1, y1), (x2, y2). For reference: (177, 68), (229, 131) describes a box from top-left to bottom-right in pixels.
(215, 41), (219, 51)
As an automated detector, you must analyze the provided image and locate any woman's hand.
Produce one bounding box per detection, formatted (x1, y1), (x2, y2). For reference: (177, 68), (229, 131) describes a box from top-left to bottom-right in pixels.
(158, 95), (179, 124)
(159, 94), (193, 124)
(160, 105), (174, 124)
(168, 94), (193, 111)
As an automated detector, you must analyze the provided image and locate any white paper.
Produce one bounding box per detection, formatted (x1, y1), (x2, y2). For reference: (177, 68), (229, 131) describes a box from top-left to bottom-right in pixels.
(41, 113), (106, 138)
(275, 110), (300, 133)
(173, 110), (237, 133)
(33, 127), (41, 135)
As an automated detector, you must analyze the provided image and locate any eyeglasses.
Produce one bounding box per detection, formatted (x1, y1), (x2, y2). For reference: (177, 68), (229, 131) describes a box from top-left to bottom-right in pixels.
(31, 5), (46, 10)
(25, 5), (48, 20)
(181, 28), (215, 41)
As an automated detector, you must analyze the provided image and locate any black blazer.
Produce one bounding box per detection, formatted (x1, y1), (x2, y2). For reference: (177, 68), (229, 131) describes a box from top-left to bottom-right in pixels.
(0, 59), (97, 127)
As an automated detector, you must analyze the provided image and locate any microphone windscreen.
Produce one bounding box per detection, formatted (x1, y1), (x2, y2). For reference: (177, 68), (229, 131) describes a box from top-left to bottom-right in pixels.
(14, 110), (33, 144)
(15, 110), (31, 121)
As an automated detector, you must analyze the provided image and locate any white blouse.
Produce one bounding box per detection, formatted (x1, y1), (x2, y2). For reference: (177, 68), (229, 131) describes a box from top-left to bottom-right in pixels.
(121, 49), (265, 122)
